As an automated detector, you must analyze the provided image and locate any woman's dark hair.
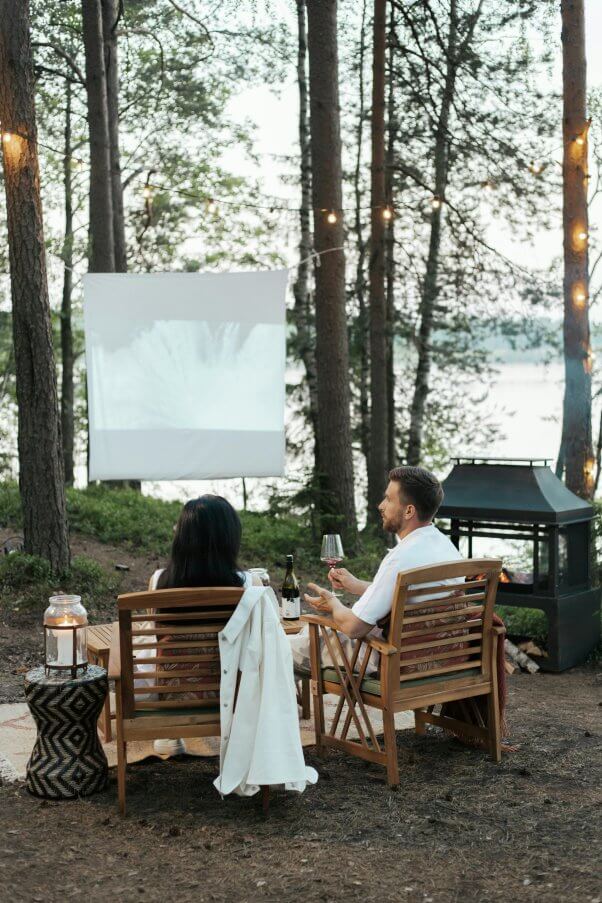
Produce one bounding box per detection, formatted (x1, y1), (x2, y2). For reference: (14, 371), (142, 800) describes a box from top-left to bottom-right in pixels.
(157, 495), (244, 589)
(388, 465), (444, 521)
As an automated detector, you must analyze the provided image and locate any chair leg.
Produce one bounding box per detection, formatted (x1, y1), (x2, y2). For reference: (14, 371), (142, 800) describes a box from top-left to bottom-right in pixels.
(309, 627), (326, 756)
(261, 785), (270, 815)
(414, 707), (427, 735)
(100, 651), (112, 742)
(382, 710), (399, 788)
(117, 740), (127, 816)
(487, 635), (502, 763)
(301, 677), (311, 721)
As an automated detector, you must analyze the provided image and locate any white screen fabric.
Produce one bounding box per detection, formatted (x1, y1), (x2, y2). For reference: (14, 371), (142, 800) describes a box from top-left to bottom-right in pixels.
(83, 270), (288, 480)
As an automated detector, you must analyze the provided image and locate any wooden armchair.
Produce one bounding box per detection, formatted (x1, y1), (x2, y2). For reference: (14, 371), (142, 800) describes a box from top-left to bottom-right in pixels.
(303, 558), (503, 787)
(115, 586), (270, 816)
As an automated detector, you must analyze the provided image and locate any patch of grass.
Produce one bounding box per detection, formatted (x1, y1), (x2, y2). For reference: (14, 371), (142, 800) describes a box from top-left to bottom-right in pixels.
(0, 551), (119, 616)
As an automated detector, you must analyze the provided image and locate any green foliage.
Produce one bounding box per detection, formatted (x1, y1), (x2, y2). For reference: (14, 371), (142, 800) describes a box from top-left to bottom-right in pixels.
(495, 604), (548, 644)
(0, 551), (118, 614)
(0, 482), (22, 526)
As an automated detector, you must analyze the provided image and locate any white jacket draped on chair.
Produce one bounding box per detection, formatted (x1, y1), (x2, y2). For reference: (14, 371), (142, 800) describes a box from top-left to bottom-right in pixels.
(214, 584), (318, 797)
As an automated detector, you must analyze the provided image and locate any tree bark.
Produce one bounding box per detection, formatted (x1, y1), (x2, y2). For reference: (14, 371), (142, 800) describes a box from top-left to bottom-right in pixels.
(559, 0), (593, 498)
(306, 0), (357, 538)
(292, 0), (320, 471)
(366, 0), (388, 523)
(81, 0), (114, 272)
(61, 79), (75, 487)
(352, 0), (370, 467)
(0, 0), (70, 573)
(101, 0), (127, 273)
(406, 0), (458, 466)
(385, 0), (396, 469)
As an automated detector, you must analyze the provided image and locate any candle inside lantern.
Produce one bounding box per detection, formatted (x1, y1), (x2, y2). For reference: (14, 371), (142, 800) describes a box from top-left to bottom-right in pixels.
(44, 595), (88, 675)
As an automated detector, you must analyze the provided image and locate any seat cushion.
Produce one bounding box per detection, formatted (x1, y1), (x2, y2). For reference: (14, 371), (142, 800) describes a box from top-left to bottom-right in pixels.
(321, 667), (482, 697)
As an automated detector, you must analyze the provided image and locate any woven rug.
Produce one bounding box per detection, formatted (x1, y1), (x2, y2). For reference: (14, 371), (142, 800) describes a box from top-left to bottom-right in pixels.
(0, 698), (414, 782)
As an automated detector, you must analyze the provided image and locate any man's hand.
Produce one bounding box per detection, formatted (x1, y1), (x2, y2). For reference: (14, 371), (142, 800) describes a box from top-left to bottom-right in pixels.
(328, 567), (370, 596)
(304, 582), (336, 614)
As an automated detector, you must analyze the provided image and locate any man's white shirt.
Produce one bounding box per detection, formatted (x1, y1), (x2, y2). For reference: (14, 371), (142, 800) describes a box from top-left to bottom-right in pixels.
(351, 523), (464, 626)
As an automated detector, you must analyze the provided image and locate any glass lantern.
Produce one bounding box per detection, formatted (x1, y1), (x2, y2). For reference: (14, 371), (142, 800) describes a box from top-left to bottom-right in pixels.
(43, 595), (88, 678)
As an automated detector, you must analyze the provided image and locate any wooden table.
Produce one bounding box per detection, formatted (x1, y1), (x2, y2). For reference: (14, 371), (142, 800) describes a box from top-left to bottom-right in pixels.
(87, 616), (308, 743)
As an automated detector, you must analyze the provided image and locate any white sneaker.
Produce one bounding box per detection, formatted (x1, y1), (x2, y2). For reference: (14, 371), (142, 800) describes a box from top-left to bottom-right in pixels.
(153, 738), (187, 756)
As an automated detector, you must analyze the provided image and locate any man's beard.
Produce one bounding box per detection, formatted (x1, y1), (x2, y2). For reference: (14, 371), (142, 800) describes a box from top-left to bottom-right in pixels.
(382, 513), (403, 533)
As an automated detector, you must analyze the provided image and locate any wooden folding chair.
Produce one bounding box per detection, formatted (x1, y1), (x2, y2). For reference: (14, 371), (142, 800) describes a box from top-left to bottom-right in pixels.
(114, 587), (270, 816)
(304, 558), (503, 787)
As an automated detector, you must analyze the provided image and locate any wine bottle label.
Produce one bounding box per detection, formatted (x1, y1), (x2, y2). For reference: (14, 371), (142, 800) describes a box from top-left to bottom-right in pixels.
(282, 593), (301, 619)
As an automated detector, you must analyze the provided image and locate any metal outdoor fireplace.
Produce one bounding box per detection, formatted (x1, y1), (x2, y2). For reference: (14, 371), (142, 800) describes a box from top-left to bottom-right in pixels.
(437, 458), (601, 671)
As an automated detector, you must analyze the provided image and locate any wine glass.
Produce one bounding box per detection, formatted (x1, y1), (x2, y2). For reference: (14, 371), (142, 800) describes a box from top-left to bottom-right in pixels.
(321, 534), (344, 596)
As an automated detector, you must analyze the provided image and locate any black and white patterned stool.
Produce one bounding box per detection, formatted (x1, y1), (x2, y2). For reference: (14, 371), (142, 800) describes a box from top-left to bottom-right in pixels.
(25, 665), (109, 799)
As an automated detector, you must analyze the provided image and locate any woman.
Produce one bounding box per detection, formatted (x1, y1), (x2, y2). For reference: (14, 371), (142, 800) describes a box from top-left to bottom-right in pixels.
(143, 494), (261, 756)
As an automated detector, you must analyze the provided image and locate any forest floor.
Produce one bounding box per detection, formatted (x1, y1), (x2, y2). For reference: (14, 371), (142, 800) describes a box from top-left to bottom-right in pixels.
(0, 525), (601, 902)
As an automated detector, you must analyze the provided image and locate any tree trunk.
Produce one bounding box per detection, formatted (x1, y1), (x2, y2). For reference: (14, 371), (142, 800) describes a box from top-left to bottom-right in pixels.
(559, 0), (593, 498)
(385, 0), (396, 469)
(81, 0), (114, 272)
(352, 0), (370, 467)
(406, 0), (458, 466)
(366, 0), (388, 523)
(101, 0), (127, 273)
(306, 0), (357, 538)
(0, 0), (70, 573)
(61, 80), (75, 487)
(292, 0), (320, 471)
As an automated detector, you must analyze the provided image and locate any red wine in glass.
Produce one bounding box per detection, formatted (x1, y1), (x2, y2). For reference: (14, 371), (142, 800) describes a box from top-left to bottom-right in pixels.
(321, 534), (344, 596)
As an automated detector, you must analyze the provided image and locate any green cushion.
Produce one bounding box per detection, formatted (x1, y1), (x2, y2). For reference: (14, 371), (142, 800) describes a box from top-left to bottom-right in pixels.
(134, 705), (220, 718)
(321, 666), (481, 696)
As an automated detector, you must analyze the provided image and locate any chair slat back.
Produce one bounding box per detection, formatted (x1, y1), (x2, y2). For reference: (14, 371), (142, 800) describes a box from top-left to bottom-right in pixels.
(385, 558), (502, 684)
(118, 587), (244, 718)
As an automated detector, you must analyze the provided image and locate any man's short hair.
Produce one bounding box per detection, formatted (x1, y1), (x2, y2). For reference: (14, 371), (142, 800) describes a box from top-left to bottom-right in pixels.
(388, 465), (444, 521)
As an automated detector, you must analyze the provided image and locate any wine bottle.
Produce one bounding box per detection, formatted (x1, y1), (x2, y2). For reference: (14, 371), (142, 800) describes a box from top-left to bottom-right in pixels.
(281, 554), (301, 620)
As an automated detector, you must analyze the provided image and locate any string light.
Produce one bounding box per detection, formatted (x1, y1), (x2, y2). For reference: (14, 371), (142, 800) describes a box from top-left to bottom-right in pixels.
(2, 131), (15, 145)
(431, 196), (442, 210)
(326, 210), (338, 224)
(529, 160), (544, 175)
(577, 229), (588, 241)
(206, 198), (218, 214)
(382, 206), (393, 222)
(142, 185), (153, 200)
(573, 287), (588, 308)
(574, 135), (585, 147)
(481, 180), (495, 191)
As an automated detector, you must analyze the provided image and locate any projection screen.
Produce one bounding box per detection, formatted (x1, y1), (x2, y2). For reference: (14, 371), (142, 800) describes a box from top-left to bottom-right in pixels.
(83, 270), (288, 481)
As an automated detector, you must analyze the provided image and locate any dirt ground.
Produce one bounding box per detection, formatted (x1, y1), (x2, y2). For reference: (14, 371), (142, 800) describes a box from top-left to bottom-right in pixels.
(1, 533), (601, 902)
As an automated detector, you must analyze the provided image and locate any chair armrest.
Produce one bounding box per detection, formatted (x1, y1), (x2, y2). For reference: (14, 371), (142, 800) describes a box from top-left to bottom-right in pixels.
(492, 625), (506, 637)
(300, 614), (397, 656)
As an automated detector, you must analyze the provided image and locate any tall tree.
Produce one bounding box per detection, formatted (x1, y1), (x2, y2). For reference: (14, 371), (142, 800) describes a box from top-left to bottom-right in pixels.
(291, 0), (319, 471)
(366, 0), (388, 522)
(0, 0), (70, 573)
(405, 0), (458, 466)
(306, 0), (357, 538)
(559, 0), (593, 498)
(385, 0), (396, 469)
(81, 0), (114, 272)
(61, 79), (76, 486)
(101, 0), (127, 272)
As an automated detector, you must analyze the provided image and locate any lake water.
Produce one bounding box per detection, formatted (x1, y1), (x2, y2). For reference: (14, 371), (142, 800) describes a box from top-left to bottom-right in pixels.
(122, 360), (566, 512)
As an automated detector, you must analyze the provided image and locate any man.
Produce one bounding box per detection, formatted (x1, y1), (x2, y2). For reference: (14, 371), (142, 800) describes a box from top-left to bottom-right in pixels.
(295, 466), (463, 664)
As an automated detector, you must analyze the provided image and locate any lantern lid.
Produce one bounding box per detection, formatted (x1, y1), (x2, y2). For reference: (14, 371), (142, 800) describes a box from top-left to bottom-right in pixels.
(438, 458), (594, 524)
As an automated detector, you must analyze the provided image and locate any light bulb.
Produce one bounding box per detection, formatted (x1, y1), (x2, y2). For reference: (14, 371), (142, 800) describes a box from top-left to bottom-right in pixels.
(530, 160), (543, 175)
(382, 206), (393, 222)
(327, 210), (337, 224)
(574, 290), (587, 307)
(575, 135), (585, 146)
(206, 199), (217, 214)
(577, 230), (588, 241)
(431, 196), (442, 210)
(2, 132), (13, 144)
(143, 186), (152, 200)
